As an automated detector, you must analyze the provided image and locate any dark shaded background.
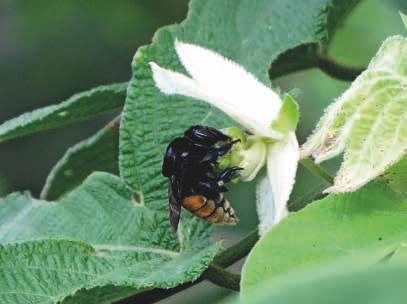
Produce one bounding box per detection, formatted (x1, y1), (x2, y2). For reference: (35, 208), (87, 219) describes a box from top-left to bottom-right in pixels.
(0, 0), (188, 196)
(0, 0), (405, 303)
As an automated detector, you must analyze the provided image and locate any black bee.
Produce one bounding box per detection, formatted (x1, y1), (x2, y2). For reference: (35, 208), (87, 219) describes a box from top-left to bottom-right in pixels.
(162, 125), (241, 233)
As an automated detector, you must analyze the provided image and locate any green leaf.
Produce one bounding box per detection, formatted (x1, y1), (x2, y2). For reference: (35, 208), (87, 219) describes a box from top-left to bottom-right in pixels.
(63, 285), (139, 304)
(233, 264), (407, 304)
(120, 0), (359, 202)
(241, 182), (407, 295)
(0, 83), (127, 143)
(388, 243), (407, 263)
(381, 155), (407, 196)
(271, 94), (300, 135)
(301, 36), (407, 193)
(41, 117), (120, 200)
(0, 173), (219, 303)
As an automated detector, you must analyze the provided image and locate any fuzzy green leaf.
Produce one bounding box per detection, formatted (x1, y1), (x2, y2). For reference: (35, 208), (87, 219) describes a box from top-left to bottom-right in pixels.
(120, 0), (359, 202)
(301, 36), (407, 193)
(241, 182), (407, 295)
(0, 173), (219, 303)
(0, 83), (127, 143)
(41, 117), (120, 200)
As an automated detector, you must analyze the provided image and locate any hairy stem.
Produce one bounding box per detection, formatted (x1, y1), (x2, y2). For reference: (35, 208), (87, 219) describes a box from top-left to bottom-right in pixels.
(299, 158), (334, 185)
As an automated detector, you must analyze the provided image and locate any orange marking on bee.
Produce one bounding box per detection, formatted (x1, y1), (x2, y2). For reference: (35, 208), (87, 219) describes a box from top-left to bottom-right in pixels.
(193, 200), (216, 218)
(206, 207), (225, 223)
(182, 195), (206, 211)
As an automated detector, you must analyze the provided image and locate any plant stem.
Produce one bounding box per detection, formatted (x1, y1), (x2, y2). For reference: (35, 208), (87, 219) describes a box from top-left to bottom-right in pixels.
(316, 54), (364, 82)
(204, 264), (241, 291)
(116, 229), (259, 304)
(299, 158), (334, 185)
(270, 52), (364, 82)
(289, 182), (327, 211)
(214, 229), (259, 267)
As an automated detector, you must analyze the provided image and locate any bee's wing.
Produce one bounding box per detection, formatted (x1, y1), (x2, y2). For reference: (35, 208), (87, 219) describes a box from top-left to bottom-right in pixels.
(162, 145), (175, 177)
(168, 178), (182, 234)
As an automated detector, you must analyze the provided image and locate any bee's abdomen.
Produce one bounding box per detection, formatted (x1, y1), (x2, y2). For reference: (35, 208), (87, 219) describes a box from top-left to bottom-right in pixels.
(182, 194), (238, 225)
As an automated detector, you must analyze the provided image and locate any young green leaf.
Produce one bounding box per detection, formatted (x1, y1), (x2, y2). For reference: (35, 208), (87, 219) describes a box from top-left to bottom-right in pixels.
(0, 173), (219, 303)
(301, 36), (407, 193)
(41, 117), (120, 200)
(241, 182), (407, 296)
(0, 83), (127, 143)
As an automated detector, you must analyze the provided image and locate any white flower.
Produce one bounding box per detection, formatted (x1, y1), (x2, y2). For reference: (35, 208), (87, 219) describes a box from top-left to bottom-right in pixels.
(150, 40), (300, 235)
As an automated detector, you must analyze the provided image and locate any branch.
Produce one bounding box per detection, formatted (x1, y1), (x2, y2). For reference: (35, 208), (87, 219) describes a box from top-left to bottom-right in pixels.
(115, 229), (259, 304)
(213, 229), (259, 267)
(204, 264), (241, 291)
(289, 182), (327, 211)
(316, 54), (364, 81)
(270, 48), (364, 82)
(299, 158), (334, 185)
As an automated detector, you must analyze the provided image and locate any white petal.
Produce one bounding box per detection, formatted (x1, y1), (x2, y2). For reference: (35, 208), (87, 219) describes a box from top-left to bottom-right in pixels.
(151, 61), (246, 125)
(175, 41), (282, 135)
(150, 41), (284, 139)
(266, 132), (299, 228)
(150, 62), (210, 101)
(256, 174), (282, 236)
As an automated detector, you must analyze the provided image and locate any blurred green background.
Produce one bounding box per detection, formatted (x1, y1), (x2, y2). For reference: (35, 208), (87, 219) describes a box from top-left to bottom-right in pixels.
(0, 0), (189, 196)
(0, 0), (405, 303)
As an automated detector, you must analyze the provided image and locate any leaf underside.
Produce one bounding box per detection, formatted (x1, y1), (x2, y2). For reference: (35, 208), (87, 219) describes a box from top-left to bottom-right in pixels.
(301, 36), (407, 193)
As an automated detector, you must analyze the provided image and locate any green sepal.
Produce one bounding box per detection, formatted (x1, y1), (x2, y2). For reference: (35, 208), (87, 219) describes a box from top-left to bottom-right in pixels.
(271, 94), (300, 135)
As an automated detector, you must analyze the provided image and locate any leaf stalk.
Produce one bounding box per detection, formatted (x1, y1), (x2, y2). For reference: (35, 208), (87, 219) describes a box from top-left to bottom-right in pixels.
(299, 158), (334, 185)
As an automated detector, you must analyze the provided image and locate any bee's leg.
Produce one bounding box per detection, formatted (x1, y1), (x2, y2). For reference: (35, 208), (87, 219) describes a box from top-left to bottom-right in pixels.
(218, 167), (243, 183)
(200, 139), (240, 164)
(215, 167), (243, 192)
(196, 167), (242, 198)
(184, 125), (231, 146)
